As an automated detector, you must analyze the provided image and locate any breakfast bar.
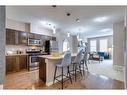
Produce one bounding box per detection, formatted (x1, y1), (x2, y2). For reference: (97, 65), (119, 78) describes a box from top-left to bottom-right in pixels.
(39, 54), (76, 86)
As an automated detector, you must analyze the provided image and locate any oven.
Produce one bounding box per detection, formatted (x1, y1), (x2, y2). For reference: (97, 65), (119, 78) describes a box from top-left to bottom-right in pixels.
(26, 49), (42, 71)
(28, 54), (39, 71)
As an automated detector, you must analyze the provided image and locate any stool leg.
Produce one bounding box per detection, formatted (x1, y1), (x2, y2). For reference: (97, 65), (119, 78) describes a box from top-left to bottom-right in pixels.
(82, 63), (85, 75)
(53, 66), (57, 84)
(85, 60), (89, 71)
(61, 67), (63, 89)
(73, 63), (75, 75)
(67, 66), (72, 84)
(79, 65), (82, 77)
(75, 64), (77, 81)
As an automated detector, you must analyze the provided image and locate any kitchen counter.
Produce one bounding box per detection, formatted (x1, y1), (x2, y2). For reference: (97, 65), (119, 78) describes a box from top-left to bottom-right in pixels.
(39, 53), (77, 60)
(39, 53), (76, 86)
(6, 54), (28, 56)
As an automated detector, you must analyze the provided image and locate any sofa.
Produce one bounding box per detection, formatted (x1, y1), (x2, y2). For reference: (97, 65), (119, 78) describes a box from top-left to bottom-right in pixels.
(97, 52), (109, 59)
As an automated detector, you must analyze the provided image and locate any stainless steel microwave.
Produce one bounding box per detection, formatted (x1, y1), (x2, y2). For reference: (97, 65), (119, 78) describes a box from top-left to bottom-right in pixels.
(28, 38), (41, 46)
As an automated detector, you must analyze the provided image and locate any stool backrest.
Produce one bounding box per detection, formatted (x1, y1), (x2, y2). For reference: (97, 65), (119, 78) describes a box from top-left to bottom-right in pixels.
(61, 51), (71, 66)
(74, 49), (83, 64)
(81, 51), (88, 61)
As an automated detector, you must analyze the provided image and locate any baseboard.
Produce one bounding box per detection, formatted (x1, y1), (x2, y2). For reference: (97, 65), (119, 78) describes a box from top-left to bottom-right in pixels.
(113, 65), (124, 72)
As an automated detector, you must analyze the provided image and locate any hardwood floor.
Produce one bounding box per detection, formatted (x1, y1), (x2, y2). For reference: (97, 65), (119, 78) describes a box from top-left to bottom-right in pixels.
(4, 70), (124, 89)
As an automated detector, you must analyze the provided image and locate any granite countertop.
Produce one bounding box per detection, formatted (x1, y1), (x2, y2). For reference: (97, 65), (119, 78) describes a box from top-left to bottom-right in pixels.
(39, 53), (77, 60)
(6, 53), (28, 56)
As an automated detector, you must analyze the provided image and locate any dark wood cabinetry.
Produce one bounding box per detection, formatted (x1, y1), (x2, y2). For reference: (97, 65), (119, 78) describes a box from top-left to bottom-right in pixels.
(18, 31), (28, 45)
(6, 29), (28, 45)
(28, 33), (41, 39)
(6, 55), (27, 74)
(52, 37), (56, 41)
(19, 55), (27, 70)
(39, 57), (46, 82)
(6, 56), (17, 73)
(28, 33), (34, 39)
(6, 28), (56, 45)
(6, 29), (16, 45)
(34, 34), (42, 39)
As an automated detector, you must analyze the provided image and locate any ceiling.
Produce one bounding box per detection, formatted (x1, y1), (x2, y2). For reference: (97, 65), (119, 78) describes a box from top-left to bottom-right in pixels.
(6, 6), (125, 36)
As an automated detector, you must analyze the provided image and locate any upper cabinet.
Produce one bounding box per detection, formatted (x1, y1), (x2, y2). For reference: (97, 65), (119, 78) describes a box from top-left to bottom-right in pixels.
(6, 29), (16, 45)
(28, 33), (41, 39)
(17, 31), (28, 45)
(6, 28), (28, 45)
(6, 28), (56, 45)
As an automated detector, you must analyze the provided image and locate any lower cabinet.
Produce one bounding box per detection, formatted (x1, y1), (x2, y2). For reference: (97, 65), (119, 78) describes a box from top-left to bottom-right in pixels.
(6, 55), (27, 74)
(19, 55), (27, 70)
(6, 56), (17, 73)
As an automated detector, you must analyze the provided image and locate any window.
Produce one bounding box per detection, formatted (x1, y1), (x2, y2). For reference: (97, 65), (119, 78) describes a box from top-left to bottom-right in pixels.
(63, 39), (70, 52)
(90, 40), (97, 52)
(100, 39), (108, 52)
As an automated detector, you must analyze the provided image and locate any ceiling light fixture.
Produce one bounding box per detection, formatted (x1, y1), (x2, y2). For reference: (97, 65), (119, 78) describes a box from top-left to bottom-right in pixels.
(67, 32), (70, 37)
(94, 16), (108, 22)
(53, 26), (56, 34)
(77, 33), (79, 39)
(66, 12), (71, 16)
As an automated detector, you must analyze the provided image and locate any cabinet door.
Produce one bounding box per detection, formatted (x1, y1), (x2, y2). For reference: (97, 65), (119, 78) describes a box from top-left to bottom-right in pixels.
(52, 37), (56, 41)
(34, 34), (42, 39)
(6, 56), (17, 74)
(6, 29), (16, 45)
(28, 33), (34, 38)
(18, 31), (28, 45)
(19, 55), (27, 70)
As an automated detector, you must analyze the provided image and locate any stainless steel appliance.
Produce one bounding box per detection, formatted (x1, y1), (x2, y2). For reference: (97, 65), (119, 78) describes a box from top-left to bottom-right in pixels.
(44, 40), (58, 55)
(26, 49), (42, 71)
(28, 38), (41, 46)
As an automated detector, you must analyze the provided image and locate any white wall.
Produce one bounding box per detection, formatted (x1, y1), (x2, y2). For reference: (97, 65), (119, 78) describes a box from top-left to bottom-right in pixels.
(6, 18), (30, 32)
(0, 6), (5, 88)
(113, 21), (125, 67)
(30, 22), (53, 36)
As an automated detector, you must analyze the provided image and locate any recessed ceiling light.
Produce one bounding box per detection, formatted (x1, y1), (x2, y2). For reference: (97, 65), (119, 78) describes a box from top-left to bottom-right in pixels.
(76, 18), (80, 23)
(40, 21), (56, 29)
(100, 28), (112, 32)
(94, 16), (108, 22)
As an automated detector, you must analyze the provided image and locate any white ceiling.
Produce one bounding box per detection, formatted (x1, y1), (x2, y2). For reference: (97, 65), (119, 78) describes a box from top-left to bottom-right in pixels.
(6, 6), (125, 36)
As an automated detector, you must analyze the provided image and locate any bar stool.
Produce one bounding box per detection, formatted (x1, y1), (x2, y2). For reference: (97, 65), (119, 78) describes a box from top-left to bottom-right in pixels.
(73, 49), (83, 81)
(80, 51), (89, 75)
(53, 51), (72, 89)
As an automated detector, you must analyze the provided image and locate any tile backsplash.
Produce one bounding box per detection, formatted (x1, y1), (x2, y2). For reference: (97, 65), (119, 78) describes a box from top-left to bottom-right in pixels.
(6, 45), (42, 55)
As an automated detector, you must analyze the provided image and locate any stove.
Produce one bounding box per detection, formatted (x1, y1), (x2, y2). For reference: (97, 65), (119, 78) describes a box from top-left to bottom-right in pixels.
(26, 49), (42, 71)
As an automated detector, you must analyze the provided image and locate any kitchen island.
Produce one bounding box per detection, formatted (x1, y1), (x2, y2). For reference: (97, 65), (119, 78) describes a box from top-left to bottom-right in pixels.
(39, 54), (76, 86)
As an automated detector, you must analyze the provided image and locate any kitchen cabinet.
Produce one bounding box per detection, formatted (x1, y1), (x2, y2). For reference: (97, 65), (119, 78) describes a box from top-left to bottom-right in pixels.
(6, 28), (56, 45)
(6, 56), (17, 74)
(18, 31), (28, 45)
(6, 29), (16, 45)
(34, 34), (42, 39)
(6, 55), (28, 74)
(6, 28), (28, 45)
(28, 33), (42, 39)
(39, 57), (46, 82)
(52, 37), (56, 41)
(19, 55), (27, 70)
(28, 33), (34, 39)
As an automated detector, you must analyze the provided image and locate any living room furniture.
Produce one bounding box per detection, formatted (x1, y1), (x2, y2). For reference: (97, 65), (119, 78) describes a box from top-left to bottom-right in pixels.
(88, 52), (103, 63)
(97, 52), (109, 59)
